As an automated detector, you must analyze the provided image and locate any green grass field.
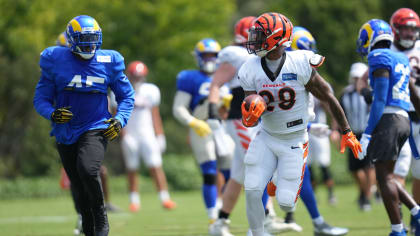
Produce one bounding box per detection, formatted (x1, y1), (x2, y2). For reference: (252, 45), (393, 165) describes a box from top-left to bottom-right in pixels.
(0, 178), (412, 236)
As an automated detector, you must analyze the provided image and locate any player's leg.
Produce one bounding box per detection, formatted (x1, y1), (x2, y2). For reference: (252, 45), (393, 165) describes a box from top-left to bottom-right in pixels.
(190, 128), (219, 221)
(121, 134), (141, 212)
(76, 130), (109, 236)
(244, 130), (277, 236)
(394, 141), (411, 187)
(57, 142), (95, 236)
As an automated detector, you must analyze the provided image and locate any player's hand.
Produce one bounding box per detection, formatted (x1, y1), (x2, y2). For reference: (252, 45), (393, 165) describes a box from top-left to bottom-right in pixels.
(189, 118), (211, 137)
(222, 94), (233, 109)
(340, 130), (362, 159)
(103, 118), (122, 141)
(358, 133), (371, 160)
(51, 106), (73, 124)
(241, 100), (265, 127)
(157, 134), (166, 153)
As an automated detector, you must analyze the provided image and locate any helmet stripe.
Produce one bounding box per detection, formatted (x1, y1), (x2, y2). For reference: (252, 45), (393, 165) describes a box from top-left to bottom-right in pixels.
(70, 19), (82, 32)
(279, 14), (286, 39)
(261, 15), (271, 32)
(269, 13), (277, 31)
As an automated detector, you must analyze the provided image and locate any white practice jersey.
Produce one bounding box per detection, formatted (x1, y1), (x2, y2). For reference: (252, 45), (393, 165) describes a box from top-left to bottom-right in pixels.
(239, 50), (314, 134)
(217, 45), (255, 89)
(391, 40), (420, 112)
(125, 82), (160, 136)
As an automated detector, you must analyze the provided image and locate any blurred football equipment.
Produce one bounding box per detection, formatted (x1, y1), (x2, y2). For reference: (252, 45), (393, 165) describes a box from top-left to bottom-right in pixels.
(340, 131), (362, 159)
(290, 26), (317, 52)
(222, 94), (233, 109)
(246, 12), (293, 57)
(234, 16), (256, 44)
(358, 133), (371, 160)
(313, 222), (349, 236)
(357, 19), (393, 56)
(56, 32), (69, 47)
(66, 15), (102, 59)
(156, 134), (166, 153)
(103, 118), (122, 141)
(241, 94), (266, 127)
(189, 117), (211, 137)
(267, 181), (276, 196)
(390, 8), (420, 49)
(51, 106), (73, 124)
(308, 123), (330, 138)
(194, 38), (221, 74)
(209, 218), (234, 236)
(127, 61), (148, 78)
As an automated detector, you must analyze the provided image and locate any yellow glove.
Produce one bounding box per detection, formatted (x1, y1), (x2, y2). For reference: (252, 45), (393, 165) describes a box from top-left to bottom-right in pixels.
(222, 94), (233, 109)
(189, 118), (211, 137)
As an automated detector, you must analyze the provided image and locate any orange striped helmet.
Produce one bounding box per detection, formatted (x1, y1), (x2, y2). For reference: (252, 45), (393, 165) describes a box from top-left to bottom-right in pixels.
(234, 16), (256, 44)
(246, 12), (293, 57)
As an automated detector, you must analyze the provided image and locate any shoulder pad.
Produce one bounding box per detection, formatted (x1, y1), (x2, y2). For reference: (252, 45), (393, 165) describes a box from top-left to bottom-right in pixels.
(309, 54), (325, 68)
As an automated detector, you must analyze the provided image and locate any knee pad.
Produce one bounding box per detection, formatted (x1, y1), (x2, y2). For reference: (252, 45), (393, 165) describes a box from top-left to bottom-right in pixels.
(203, 174), (217, 185)
(321, 166), (332, 182)
(276, 189), (296, 212)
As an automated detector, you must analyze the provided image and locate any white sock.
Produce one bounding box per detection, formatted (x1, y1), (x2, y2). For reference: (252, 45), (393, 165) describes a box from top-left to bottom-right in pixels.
(216, 197), (223, 211)
(208, 207), (218, 220)
(130, 192), (140, 204)
(266, 198), (277, 217)
(391, 223), (403, 232)
(313, 216), (325, 226)
(159, 190), (170, 202)
(410, 205), (420, 216)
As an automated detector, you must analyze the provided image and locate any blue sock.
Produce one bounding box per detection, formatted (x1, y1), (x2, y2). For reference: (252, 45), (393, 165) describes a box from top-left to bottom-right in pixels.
(300, 167), (321, 219)
(200, 161), (218, 209)
(262, 186), (269, 210)
(221, 169), (230, 182)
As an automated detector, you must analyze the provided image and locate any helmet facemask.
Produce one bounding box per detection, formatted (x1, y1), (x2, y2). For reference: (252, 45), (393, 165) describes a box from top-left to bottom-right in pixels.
(69, 31), (102, 59)
(246, 26), (268, 57)
(197, 52), (218, 74)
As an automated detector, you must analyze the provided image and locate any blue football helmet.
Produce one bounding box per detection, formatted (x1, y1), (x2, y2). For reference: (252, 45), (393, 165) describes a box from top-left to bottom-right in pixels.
(194, 38), (221, 74)
(356, 19), (393, 56)
(288, 26), (317, 52)
(66, 15), (102, 59)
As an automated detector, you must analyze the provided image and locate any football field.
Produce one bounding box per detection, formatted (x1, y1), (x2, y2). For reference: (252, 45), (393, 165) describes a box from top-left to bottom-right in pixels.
(0, 182), (411, 236)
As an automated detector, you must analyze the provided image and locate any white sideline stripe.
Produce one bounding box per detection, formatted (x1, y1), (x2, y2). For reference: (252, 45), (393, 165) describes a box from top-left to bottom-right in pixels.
(0, 213), (130, 224)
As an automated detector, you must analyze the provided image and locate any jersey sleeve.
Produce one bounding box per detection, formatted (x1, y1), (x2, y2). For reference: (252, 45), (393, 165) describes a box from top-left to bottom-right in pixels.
(33, 48), (56, 121)
(238, 59), (256, 91)
(367, 50), (393, 73)
(108, 51), (135, 127)
(297, 50), (315, 85)
(148, 84), (161, 106)
(176, 71), (194, 94)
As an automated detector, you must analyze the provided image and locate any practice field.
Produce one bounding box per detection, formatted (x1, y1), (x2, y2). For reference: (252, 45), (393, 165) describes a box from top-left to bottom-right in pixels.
(0, 183), (411, 236)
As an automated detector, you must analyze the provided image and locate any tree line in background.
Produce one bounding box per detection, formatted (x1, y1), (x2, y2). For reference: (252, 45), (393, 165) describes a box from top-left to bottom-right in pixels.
(0, 0), (418, 178)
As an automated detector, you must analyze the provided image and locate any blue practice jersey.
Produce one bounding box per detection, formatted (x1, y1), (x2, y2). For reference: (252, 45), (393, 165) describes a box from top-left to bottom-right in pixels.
(176, 70), (212, 111)
(368, 48), (411, 111)
(33, 46), (135, 144)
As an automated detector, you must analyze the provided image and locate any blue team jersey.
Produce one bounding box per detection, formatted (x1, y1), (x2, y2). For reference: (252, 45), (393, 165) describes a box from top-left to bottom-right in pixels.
(33, 46), (135, 144)
(368, 48), (411, 111)
(176, 70), (212, 111)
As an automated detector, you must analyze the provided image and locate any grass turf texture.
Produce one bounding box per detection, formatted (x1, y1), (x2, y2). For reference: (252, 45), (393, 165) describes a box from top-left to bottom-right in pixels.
(0, 177), (412, 236)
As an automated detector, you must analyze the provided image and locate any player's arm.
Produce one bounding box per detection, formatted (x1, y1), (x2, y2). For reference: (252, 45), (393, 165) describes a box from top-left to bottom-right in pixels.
(410, 78), (420, 118)
(208, 63), (236, 120)
(152, 105), (166, 152)
(33, 72), (56, 120)
(305, 69), (361, 157)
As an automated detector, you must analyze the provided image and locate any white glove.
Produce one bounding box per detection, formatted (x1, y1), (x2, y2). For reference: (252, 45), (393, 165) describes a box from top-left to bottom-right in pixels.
(359, 133), (371, 160)
(308, 123), (330, 138)
(156, 134), (166, 153)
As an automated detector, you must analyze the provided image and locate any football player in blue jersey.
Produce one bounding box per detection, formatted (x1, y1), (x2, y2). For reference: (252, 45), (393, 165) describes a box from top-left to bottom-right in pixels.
(33, 15), (134, 236)
(356, 19), (420, 236)
(173, 38), (234, 228)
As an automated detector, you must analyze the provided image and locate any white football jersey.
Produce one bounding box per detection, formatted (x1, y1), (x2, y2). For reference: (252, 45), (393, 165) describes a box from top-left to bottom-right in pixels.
(125, 82), (160, 136)
(391, 40), (420, 112)
(239, 50), (314, 134)
(217, 45), (255, 89)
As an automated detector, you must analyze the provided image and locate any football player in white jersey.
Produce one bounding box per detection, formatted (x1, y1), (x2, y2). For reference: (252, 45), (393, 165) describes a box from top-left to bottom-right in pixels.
(121, 61), (176, 212)
(390, 8), (420, 234)
(173, 38), (235, 227)
(208, 16), (293, 236)
(239, 12), (361, 236)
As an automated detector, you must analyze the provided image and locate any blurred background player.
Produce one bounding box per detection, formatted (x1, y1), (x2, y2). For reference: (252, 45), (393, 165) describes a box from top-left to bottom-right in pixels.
(118, 60), (175, 212)
(356, 19), (420, 236)
(172, 38), (234, 228)
(267, 25), (349, 236)
(338, 62), (374, 211)
(208, 17), (291, 236)
(56, 31), (121, 235)
(240, 12), (360, 236)
(389, 8), (420, 234)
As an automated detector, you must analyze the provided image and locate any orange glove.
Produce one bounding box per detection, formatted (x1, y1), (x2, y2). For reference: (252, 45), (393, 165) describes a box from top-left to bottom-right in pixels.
(340, 130), (362, 159)
(241, 99), (266, 127)
(267, 181), (276, 197)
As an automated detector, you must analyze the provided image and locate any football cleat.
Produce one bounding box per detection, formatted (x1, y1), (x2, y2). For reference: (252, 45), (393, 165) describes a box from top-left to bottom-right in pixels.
(73, 214), (83, 235)
(162, 199), (177, 210)
(129, 203), (140, 212)
(314, 222), (349, 236)
(388, 230), (407, 236)
(208, 218), (234, 236)
(246, 229), (273, 236)
(105, 203), (121, 213)
(264, 215), (300, 233)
